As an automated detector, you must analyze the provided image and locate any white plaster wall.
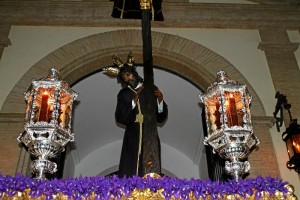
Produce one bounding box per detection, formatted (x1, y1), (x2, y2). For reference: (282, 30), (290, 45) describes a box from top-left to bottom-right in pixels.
(161, 143), (201, 179)
(73, 141), (200, 179)
(63, 145), (76, 178)
(73, 140), (122, 177)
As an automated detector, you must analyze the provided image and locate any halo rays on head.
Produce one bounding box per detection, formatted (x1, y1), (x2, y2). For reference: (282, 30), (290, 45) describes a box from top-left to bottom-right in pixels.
(103, 51), (143, 87)
(103, 51), (136, 77)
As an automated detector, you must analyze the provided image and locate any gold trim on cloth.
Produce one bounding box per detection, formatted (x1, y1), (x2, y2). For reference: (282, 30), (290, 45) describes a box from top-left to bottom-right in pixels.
(0, 184), (297, 200)
(140, 0), (151, 10)
(128, 85), (144, 176)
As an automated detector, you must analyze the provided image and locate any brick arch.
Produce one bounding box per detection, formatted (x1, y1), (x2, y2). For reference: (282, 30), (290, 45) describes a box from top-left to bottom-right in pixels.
(1, 29), (265, 116)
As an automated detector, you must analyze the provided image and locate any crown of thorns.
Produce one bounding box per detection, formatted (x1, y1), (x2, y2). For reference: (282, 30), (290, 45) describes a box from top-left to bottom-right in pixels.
(103, 51), (135, 76)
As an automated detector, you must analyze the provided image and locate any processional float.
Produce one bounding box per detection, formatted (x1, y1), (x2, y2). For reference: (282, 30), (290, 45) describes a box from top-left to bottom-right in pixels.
(9, 0), (297, 197)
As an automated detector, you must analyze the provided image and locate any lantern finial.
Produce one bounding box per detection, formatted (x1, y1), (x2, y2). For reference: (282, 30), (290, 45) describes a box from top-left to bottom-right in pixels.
(47, 68), (59, 80)
(216, 71), (230, 82)
(207, 71), (239, 91)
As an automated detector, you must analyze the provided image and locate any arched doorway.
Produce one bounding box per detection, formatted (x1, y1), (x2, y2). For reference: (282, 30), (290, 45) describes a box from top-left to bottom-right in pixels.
(1, 29), (265, 179)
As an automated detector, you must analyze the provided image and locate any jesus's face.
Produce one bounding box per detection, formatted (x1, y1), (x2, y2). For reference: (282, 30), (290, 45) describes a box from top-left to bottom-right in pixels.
(122, 72), (139, 88)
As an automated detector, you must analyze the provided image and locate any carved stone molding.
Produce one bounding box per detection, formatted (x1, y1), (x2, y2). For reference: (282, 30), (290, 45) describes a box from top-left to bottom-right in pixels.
(0, 113), (25, 123)
(258, 42), (299, 52)
(0, 1), (300, 29)
(0, 38), (11, 48)
(252, 116), (275, 128)
(0, 25), (11, 59)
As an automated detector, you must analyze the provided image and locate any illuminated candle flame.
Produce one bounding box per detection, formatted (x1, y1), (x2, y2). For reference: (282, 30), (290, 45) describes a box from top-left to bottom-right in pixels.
(227, 93), (238, 127)
(293, 141), (300, 154)
(39, 91), (49, 122)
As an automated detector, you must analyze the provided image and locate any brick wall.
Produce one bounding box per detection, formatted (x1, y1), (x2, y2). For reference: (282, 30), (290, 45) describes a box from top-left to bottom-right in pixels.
(0, 113), (25, 176)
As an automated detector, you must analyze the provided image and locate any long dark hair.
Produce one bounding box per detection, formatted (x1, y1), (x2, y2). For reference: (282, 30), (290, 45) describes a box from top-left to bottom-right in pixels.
(117, 64), (143, 88)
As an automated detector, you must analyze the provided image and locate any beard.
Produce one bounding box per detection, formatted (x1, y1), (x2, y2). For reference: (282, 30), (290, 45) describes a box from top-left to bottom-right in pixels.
(128, 78), (139, 89)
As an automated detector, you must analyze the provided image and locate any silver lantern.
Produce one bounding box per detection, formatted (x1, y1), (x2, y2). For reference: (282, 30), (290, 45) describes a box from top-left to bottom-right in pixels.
(18, 68), (78, 179)
(199, 71), (259, 180)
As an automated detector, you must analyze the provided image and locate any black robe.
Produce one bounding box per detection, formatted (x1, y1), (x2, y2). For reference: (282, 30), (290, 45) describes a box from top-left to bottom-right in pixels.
(111, 0), (164, 21)
(115, 86), (168, 178)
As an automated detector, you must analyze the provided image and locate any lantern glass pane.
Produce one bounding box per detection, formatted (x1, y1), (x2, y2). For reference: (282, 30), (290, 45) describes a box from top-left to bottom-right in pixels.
(205, 94), (222, 132)
(26, 93), (33, 122)
(59, 91), (72, 129)
(224, 91), (244, 127)
(33, 87), (55, 123)
(291, 134), (300, 154)
(286, 137), (295, 158)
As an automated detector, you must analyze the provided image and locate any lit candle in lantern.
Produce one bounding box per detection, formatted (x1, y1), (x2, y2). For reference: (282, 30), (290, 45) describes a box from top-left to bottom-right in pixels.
(293, 140), (300, 154)
(39, 92), (49, 122)
(228, 94), (238, 127)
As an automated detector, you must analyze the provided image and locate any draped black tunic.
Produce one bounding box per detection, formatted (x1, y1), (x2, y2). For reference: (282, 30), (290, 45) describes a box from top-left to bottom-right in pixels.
(115, 86), (168, 178)
(111, 0), (164, 21)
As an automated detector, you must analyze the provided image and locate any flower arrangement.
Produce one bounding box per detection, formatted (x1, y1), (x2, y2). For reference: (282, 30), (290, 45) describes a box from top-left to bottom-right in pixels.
(0, 173), (296, 200)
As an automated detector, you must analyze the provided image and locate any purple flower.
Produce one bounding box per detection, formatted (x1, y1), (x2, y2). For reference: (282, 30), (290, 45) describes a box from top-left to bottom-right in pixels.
(0, 174), (291, 199)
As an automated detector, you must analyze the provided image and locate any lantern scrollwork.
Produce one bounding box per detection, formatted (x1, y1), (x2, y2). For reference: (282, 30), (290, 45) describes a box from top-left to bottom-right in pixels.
(200, 71), (260, 180)
(18, 68), (78, 179)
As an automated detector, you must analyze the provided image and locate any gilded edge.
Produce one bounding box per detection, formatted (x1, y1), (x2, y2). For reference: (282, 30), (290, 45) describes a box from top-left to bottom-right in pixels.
(0, 184), (297, 200)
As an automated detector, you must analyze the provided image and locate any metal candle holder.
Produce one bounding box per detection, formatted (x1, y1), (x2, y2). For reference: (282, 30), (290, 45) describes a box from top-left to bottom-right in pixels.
(200, 71), (259, 180)
(18, 68), (78, 179)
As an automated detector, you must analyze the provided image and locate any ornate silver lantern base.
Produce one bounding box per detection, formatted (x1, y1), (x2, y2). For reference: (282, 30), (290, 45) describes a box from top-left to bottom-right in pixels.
(219, 142), (252, 180)
(28, 140), (63, 179)
(30, 158), (58, 180)
(204, 129), (259, 180)
(18, 129), (74, 179)
(225, 160), (250, 181)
